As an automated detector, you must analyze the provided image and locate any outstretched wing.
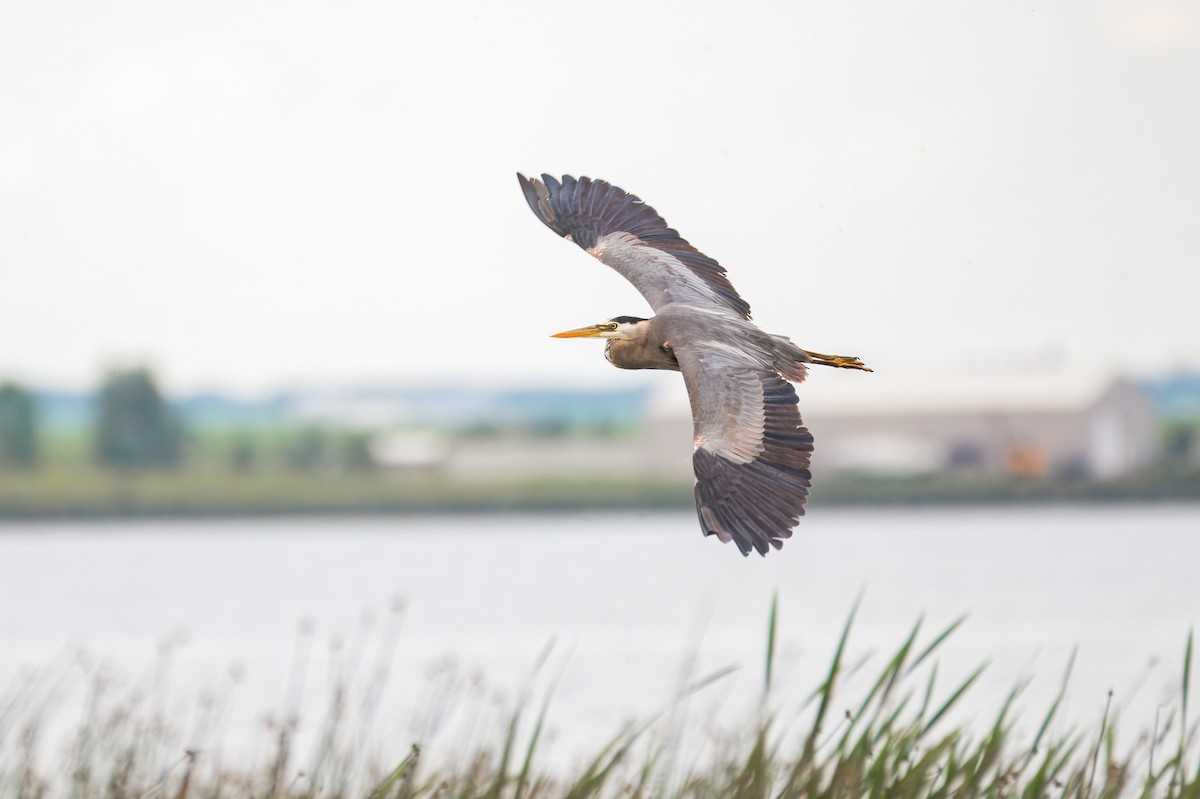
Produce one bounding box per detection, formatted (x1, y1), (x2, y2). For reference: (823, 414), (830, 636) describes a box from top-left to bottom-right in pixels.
(517, 173), (751, 319)
(668, 323), (814, 556)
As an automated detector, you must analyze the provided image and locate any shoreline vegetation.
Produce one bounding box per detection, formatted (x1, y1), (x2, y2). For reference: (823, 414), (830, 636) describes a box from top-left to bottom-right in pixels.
(3, 369), (1198, 520)
(1, 467), (1198, 520)
(3, 601), (1197, 798)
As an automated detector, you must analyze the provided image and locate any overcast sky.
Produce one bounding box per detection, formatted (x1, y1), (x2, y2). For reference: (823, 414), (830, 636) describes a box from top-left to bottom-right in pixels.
(2, 0), (1197, 398)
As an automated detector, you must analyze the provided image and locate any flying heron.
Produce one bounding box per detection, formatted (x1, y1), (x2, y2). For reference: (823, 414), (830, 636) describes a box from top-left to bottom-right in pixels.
(518, 174), (870, 557)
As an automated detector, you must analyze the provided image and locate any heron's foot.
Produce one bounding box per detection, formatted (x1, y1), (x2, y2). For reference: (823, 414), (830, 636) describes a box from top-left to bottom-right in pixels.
(802, 349), (873, 372)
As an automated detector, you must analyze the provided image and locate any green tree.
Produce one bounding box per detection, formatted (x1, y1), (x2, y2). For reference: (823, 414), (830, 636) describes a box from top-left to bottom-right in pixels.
(94, 368), (183, 469)
(283, 426), (327, 471)
(228, 431), (258, 472)
(340, 431), (376, 472)
(1165, 422), (1197, 465)
(0, 382), (38, 468)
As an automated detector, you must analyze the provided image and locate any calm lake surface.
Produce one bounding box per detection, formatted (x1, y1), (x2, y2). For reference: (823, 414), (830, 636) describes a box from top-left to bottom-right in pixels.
(2, 505), (1198, 765)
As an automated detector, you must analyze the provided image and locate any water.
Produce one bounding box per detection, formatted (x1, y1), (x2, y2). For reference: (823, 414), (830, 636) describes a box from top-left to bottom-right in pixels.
(1, 505), (1197, 766)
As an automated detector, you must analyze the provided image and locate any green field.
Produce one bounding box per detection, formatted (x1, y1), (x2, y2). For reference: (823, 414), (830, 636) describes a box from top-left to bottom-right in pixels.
(2, 464), (1199, 519)
(0, 467), (693, 517)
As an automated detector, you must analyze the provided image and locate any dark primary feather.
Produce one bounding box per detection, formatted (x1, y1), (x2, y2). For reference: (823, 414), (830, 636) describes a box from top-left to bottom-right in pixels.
(517, 173), (752, 319)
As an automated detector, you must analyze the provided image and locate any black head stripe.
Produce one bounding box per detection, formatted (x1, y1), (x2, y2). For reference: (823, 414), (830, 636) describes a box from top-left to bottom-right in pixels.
(611, 315), (648, 325)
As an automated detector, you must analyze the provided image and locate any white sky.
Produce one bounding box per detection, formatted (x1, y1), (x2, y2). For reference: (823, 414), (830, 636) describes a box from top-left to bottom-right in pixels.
(2, 0), (1198, 398)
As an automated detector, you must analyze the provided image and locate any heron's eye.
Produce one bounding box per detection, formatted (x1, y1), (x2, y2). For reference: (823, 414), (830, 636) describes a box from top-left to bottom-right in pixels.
(601, 323), (618, 331)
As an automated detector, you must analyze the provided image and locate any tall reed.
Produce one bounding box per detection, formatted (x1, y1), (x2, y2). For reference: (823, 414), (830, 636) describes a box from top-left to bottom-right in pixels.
(1, 602), (1195, 799)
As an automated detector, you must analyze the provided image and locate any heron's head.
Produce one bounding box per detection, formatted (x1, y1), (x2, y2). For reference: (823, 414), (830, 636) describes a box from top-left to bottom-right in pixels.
(551, 316), (648, 341)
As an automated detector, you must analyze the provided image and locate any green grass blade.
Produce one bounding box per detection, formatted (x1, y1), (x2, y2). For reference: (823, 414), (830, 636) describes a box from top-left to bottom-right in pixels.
(366, 744), (420, 799)
(1180, 628), (1194, 787)
(485, 638), (556, 799)
(842, 617), (925, 752)
(765, 592), (779, 699)
(515, 656), (567, 799)
(918, 661), (939, 726)
(920, 664), (986, 739)
(805, 596), (860, 758)
(1023, 647), (1077, 772)
(906, 615), (968, 677)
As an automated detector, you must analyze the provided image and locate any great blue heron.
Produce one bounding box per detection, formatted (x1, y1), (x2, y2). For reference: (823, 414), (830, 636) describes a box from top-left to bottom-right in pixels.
(518, 174), (870, 557)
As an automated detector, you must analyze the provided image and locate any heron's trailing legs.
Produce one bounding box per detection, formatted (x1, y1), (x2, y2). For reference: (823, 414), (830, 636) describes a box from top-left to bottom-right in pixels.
(801, 349), (873, 372)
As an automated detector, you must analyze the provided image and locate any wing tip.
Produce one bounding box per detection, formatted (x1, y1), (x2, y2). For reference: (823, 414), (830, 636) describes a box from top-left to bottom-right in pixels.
(518, 172), (567, 237)
(693, 448), (805, 558)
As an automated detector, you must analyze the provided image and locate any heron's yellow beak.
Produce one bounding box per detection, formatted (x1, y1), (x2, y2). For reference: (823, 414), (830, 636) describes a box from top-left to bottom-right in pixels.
(550, 325), (606, 339)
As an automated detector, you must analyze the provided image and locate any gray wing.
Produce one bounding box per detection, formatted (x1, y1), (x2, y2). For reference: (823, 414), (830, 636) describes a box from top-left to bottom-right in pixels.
(517, 173), (751, 319)
(667, 324), (814, 556)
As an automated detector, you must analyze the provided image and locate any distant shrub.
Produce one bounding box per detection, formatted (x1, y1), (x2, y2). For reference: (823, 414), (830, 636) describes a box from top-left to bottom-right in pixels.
(0, 381), (38, 468)
(94, 368), (184, 469)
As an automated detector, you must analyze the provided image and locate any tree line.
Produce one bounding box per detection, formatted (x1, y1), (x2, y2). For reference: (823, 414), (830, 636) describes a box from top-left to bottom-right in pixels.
(1, 369), (183, 471)
(1, 368), (378, 474)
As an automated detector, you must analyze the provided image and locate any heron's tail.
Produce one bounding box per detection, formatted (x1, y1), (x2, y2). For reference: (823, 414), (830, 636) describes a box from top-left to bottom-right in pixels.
(770, 335), (810, 383)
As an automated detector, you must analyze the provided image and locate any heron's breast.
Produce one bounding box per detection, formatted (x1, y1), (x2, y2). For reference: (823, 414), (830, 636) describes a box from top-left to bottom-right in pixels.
(604, 339), (680, 371)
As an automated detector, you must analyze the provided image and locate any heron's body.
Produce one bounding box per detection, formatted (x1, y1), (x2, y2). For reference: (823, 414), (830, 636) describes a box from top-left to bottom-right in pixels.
(601, 307), (816, 382)
(518, 174), (870, 556)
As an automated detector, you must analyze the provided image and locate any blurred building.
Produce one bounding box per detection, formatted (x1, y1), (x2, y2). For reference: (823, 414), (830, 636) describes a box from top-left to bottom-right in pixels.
(394, 375), (1161, 481)
(801, 377), (1158, 478)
